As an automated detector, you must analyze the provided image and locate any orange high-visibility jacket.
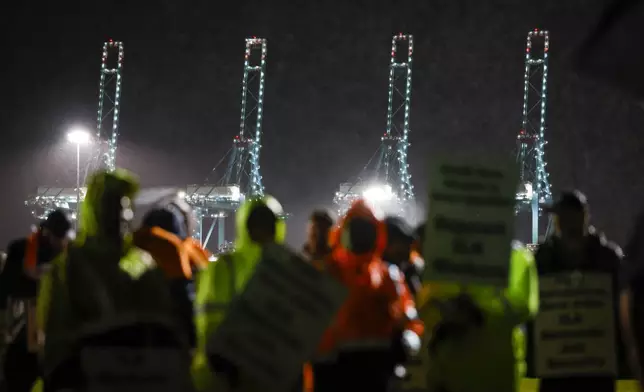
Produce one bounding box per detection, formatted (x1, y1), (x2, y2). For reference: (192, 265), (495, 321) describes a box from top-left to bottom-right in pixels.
(133, 227), (209, 279)
(315, 200), (424, 358)
(24, 231), (40, 279)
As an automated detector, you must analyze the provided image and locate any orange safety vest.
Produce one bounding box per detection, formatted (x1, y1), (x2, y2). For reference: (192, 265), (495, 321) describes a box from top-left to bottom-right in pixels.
(24, 231), (42, 279)
(133, 227), (209, 280)
(20, 231), (43, 352)
(303, 362), (313, 392)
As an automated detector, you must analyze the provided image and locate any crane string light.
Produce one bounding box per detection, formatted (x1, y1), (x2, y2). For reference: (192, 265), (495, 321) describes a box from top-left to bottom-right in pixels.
(94, 39), (124, 172)
(515, 29), (553, 243)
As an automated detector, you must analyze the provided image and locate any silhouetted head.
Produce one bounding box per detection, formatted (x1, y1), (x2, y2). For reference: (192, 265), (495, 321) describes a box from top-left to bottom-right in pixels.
(383, 216), (416, 265)
(143, 208), (188, 239)
(40, 209), (72, 252)
(247, 204), (278, 245)
(341, 216), (378, 255)
(307, 209), (334, 254)
(548, 190), (589, 242)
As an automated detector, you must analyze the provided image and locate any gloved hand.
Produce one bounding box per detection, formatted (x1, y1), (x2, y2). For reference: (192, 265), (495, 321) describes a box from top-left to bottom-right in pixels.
(428, 293), (485, 354)
(207, 353), (240, 388)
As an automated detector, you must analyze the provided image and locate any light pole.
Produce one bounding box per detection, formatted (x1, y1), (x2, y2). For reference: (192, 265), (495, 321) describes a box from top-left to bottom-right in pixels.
(67, 128), (91, 229)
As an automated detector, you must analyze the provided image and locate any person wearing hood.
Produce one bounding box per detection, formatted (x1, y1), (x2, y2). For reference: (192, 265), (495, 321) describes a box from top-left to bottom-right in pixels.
(34, 169), (174, 390)
(133, 199), (210, 349)
(0, 209), (71, 392)
(192, 195), (286, 391)
(311, 200), (423, 392)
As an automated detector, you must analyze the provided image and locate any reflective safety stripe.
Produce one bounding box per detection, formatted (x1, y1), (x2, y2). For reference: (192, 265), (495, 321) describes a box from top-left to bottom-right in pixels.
(410, 253), (425, 273)
(6, 318), (26, 343)
(388, 264), (406, 296)
(405, 306), (419, 320)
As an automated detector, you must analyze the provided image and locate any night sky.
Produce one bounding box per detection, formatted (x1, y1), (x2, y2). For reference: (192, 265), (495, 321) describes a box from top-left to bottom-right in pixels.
(1, 0), (643, 249)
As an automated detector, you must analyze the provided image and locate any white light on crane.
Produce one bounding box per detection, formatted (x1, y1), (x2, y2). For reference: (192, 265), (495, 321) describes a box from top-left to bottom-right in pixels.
(363, 184), (394, 203)
(230, 185), (241, 201)
(523, 182), (534, 200)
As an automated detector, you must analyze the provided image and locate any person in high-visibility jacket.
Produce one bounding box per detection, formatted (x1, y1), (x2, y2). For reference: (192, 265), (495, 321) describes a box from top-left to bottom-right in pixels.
(417, 241), (539, 392)
(133, 205), (210, 348)
(192, 195), (286, 391)
(35, 169), (175, 389)
(312, 200), (424, 392)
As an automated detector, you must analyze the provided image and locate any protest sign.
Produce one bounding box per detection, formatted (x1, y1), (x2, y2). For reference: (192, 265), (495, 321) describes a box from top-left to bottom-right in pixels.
(81, 347), (192, 392)
(534, 272), (617, 378)
(423, 157), (518, 287)
(207, 243), (348, 390)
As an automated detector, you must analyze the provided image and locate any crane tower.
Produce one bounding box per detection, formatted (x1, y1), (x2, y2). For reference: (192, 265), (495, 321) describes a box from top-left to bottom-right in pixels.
(185, 37), (268, 251)
(92, 39), (125, 173)
(25, 40), (125, 220)
(334, 33), (415, 216)
(515, 29), (553, 244)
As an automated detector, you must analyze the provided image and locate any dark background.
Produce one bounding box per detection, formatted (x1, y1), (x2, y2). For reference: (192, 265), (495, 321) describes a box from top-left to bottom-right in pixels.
(1, 0), (642, 249)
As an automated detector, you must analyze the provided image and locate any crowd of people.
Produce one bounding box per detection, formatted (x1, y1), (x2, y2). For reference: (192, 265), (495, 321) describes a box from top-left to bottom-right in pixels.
(0, 168), (642, 392)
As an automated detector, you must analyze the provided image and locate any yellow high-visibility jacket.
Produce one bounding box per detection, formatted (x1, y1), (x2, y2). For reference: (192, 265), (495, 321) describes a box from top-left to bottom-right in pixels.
(35, 170), (173, 381)
(191, 195), (286, 391)
(418, 241), (539, 392)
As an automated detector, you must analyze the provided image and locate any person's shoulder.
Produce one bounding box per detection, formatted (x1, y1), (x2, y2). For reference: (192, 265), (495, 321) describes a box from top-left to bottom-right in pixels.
(6, 238), (27, 255)
(2, 238), (28, 271)
(535, 236), (557, 251)
(511, 240), (536, 266)
(202, 252), (234, 273)
(589, 229), (623, 261)
(533, 236), (559, 264)
(126, 246), (160, 274)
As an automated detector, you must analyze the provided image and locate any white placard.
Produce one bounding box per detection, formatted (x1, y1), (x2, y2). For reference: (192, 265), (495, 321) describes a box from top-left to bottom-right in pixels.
(534, 272), (617, 378)
(207, 243), (348, 390)
(81, 347), (192, 392)
(423, 157), (518, 287)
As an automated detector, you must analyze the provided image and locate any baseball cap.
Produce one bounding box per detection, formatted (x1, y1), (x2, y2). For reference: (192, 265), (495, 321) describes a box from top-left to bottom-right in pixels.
(41, 209), (72, 239)
(384, 216), (417, 244)
(143, 208), (188, 239)
(544, 190), (589, 215)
